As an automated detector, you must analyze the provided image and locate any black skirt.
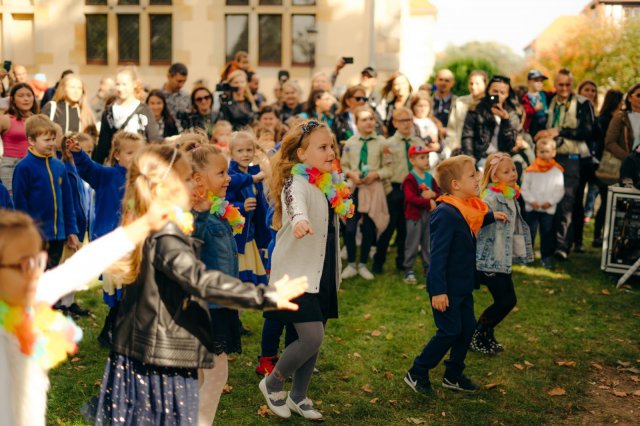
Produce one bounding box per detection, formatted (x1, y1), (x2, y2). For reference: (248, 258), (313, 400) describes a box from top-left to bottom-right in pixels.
(209, 308), (242, 355)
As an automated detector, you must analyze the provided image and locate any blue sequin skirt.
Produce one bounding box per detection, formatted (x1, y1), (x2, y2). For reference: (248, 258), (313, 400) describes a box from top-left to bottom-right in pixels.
(94, 352), (198, 425)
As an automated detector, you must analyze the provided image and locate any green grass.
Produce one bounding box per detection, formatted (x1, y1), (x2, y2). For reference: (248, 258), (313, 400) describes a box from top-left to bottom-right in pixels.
(47, 225), (640, 425)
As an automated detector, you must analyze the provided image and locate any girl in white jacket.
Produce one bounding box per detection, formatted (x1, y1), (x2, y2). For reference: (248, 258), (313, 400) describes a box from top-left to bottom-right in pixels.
(520, 138), (565, 269)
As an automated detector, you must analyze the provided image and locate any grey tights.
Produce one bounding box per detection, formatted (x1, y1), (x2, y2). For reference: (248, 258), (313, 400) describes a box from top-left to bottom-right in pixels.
(265, 321), (324, 403)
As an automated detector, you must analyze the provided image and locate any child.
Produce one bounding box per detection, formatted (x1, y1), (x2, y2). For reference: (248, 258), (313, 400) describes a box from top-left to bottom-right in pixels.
(521, 70), (549, 138)
(12, 115), (80, 271)
(374, 107), (425, 273)
(212, 119), (233, 155)
(69, 131), (144, 345)
(404, 155), (507, 395)
(0, 201), (178, 426)
(93, 144), (306, 425)
(259, 120), (354, 420)
(402, 145), (439, 284)
(471, 152), (533, 355)
(181, 134), (245, 424)
(341, 106), (391, 280)
(226, 131), (270, 286)
(521, 138), (565, 269)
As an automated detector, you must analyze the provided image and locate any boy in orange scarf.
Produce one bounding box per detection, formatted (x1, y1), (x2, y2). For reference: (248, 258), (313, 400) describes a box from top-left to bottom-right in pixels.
(404, 155), (507, 395)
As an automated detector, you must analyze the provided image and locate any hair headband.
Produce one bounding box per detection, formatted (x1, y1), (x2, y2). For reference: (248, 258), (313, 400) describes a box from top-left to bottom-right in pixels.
(489, 153), (511, 182)
(297, 120), (320, 145)
(161, 147), (179, 180)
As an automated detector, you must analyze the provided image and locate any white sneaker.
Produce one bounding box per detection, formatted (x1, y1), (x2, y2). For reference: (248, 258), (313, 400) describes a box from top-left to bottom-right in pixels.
(358, 264), (374, 280)
(259, 377), (291, 419)
(340, 245), (348, 260)
(286, 394), (323, 420)
(369, 246), (376, 259)
(342, 264), (358, 279)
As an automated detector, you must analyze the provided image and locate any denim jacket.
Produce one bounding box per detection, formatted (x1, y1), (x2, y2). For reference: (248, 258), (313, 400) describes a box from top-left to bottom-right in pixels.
(193, 210), (239, 309)
(476, 191), (533, 274)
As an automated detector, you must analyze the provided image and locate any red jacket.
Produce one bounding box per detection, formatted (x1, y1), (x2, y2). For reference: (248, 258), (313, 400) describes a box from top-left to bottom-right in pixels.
(402, 172), (440, 220)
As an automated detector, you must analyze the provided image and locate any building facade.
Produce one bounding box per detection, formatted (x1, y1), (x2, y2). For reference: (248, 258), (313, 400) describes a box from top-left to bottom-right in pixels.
(0, 0), (437, 103)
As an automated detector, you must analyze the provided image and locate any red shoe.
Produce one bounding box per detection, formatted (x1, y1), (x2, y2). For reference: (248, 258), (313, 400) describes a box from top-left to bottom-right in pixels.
(255, 355), (278, 376)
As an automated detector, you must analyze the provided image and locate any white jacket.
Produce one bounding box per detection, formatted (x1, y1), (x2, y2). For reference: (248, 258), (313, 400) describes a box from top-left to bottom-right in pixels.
(269, 175), (341, 293)
(521, 167), (565, 215)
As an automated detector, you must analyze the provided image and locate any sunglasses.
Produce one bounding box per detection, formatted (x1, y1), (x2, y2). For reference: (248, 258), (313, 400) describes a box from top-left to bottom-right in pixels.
(0, 251), (47, 275)
(354, 96), (369, 102)
(195, 95), (212, 103)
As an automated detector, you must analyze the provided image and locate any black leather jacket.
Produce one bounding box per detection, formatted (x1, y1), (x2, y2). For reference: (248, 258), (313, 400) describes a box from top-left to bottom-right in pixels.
(461, 101), (519, 161)
(112, 222), (278, 369)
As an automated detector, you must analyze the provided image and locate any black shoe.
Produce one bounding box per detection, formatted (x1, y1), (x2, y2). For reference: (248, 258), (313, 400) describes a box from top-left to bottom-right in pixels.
(592, 238), (603, 248)
(574, 245), (586, 254)
(53, 303), (68, 314)
(485, 328), (504, 352)
(442, 374), (479, 392)
(469, 330), (496, 356)
(97, 328), (112, 348)
(67, 302), (90, 317)
(371, 263), (383, 274)
(404, 371), (434, 395)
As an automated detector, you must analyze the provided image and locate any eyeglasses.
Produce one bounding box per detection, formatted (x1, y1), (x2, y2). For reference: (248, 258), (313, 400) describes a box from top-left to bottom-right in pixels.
(195, 95), (212, 103)
(0, 251), (47, 275)
(354, 96), (369, 102)
(557, 83), (572, 88)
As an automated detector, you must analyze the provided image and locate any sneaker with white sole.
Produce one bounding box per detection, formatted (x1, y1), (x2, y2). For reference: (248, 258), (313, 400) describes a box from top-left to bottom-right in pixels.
(358, 264), (374, 280)
(342, 264), (358, 279)
(258, 377), (291, 418)
(286, 394), (323, 420)
(403, 271), (417, 284)
(442, 374), (479, 392)
(404, 371), (434, 395)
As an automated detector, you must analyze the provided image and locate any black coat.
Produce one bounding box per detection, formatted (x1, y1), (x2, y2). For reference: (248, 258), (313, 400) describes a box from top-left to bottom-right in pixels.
(461, 102), (519, 161)
(621, 152), (640, 190)
(112, 222), (278, 369)
(218, 98), (255, 130)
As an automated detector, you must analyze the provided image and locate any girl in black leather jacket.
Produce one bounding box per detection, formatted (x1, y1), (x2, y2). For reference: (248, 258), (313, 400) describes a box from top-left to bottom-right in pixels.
(93, 144), (305, 425)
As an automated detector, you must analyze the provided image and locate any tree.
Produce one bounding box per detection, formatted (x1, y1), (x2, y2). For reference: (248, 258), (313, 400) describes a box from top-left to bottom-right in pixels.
(430, 57), (499, 97)
(438, 41), (525, 76)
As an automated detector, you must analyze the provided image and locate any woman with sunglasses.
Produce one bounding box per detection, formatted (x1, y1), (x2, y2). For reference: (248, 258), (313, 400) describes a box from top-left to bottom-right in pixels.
(332, 85), (368, 145)
(180, 86), (217, 138)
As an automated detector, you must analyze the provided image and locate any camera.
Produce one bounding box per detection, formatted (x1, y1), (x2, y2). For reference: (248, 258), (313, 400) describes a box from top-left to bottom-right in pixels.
(215, 82), (233, 92)
(489, 94), (500, 105)
(342, 57), (354, 64)
(3, 60), (11, 72)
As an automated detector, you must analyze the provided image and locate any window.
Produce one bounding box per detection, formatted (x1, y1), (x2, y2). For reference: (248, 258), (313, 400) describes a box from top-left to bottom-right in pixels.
(225, 14), (249, 62)
(117, 14), (140, 64)
(260, 0), (283, 5)
(259, 14), (282, 65)
(226, 0), (249, 5)
(84, 0), (173, 65)
(292, 14), (315, 65)
(86, 14), (108, 64)
(292, 0), (315, 4)
(150, 14), (172, 64)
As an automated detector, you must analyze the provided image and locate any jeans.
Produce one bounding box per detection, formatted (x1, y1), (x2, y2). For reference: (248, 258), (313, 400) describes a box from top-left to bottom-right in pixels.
(554, 155), (581, 253)
(373, 184), (405, 270)
(525, 210), (556, 259)
(593, 182), (609, 241)
(571, 158), (596, 247)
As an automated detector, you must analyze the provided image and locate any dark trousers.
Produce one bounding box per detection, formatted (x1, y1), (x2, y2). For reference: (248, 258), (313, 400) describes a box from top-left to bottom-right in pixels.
(409, 293), (475, 379)
(373, 184), (405, 270)
(260, 318), (286, 357)
(477, 272), (517, 328)
(554, 155), (581, 253)
(525, 210), (556, 259)
(345, 191), (376, 264)
(593, 182), (609, 241)
(46, 239), (65, 270)
(571, 159), (596, 247)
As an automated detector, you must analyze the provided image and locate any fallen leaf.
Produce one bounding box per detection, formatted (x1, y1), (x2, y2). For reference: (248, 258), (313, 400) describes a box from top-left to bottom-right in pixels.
(385, 333), (394, 340)
(591, 363), (604, 370)
(514, 363), (525, 370)
(527, 336), (538, 342)
(371, 330), (382, 337)
(94, 379), (101, 386)
(484, 383), (499, 389)
(353, 352), (362, 359)
(388, 399), (398, 406)
(547, 387), (566, 396)
(601, 289), (610, 295)
(335, 337), (343, 343)
(633, 390), (640, 397)
(383, 371), (394, 380)
(619, 367), (640, 374)
(257, 405), (272, 417)
(337, 375), (350, 381)
(598, 385), (611, 390)
(363, 313), (372, 320)
(512, 307), (520, 312)
(314, 400), (323, 406)
(222, 384), (233, 394)
(611, 390), (628, 397)
(407, 418), (426, 425)
(369, 397), (380, 404)
(441, 411), (446, 417)
(556, 360), (577, 367)
(371, 366), (379, 373)
(361, 383), (373, 393)
(524, 360), (535, 367)
(617, 360), (631, 367)
(401, 353), (409, 359)
(71, 357), (80, 363)
(629, 376), (640, 383)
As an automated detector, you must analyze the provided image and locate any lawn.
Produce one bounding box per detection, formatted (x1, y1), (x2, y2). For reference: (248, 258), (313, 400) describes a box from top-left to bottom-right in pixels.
(47, 225), (640, 425)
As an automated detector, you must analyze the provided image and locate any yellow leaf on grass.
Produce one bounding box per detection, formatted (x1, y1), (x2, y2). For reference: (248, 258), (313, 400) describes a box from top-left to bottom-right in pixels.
(601, 289), (610, 295)
(257, 405), (272, 417)
(363, 313), (372, 320)
(514, 364), (525, 370)
(612, 390), (628, 397)
(629, 376), (640, 383)
(371, 330), (382, 337)
(484, 383), (499, 389)
(383, 371), (394, 380)
(353, 352), (362, 359)
(222, 384), (233, 394)
(369, 397), (379, 404)
(547, 387), (566, 396)
(556, 360), (577, 367)
(361, 384), (373, 393)
(371, 366), (379, 373)
(71, 357), (80, 363)
(591, 363), (604, 370)
(524, 360), (534, 367)
(407, 418), (426, 425)
(632, 390), (640, 397)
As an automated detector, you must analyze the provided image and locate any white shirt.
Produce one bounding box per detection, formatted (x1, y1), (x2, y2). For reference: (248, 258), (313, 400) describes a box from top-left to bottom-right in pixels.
(112, 100), (146, 133)
(521, 167), (565, 215)
(486, 115), (502, 155)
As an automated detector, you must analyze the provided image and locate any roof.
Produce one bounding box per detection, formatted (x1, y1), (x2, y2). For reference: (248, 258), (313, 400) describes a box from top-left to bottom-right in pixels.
(525, 15), (585, 53)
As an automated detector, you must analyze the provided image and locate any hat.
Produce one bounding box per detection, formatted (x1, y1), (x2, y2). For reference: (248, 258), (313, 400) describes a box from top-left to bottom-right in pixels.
(408, 145), (430, 158)
(527, 70), (548, 81)
(361, 66), (377, 78)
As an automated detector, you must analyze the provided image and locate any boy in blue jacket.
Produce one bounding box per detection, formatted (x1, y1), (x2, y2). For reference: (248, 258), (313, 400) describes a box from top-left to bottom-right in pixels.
(12, 114), (80, 269)
(0, 179), (13, 209)
(404, 155), (507, 395)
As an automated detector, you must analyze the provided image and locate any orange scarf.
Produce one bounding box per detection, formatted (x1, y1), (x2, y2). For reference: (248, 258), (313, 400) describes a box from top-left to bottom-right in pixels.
(437, 194), (489, 236)
(525, 158), (564, 173)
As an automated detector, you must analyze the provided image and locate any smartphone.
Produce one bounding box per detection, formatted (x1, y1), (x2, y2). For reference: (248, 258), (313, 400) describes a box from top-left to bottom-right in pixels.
(489, 94), (500, 105)
(342, 57), (354, 64)
(3, 60), (11, 72)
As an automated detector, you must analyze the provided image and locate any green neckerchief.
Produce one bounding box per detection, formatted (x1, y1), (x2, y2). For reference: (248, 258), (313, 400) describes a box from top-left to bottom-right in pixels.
(401, 137), (412, 171)
(552, 97), (568, 128)
(358, 136), (374, 174)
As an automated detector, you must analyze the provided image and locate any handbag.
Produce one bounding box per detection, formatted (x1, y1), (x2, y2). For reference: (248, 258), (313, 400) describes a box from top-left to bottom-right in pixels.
(595, 150), (622, 185)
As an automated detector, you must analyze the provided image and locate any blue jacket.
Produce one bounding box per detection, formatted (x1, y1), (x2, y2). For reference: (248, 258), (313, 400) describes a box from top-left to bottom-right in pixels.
(226, 161), (270, 254)
(426, 202), (494, 297)
(477, 192), (533, 274)
(72, 149), (127, 240)
(12, 149), (78, 241)
(60, 154), (94, 240)
(193, 210), (239, 309)
(0, 180), (13, 209)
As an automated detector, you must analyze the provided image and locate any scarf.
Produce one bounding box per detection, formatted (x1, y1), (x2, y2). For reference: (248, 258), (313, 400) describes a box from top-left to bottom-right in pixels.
(208, 194), (245, 235)
(358, 136), (375, 176)
(482, 182), (521, 200)
(290, 163), (355, 219)
(0, 301), (82, 370)
(525, 158), (565, 173)
(437, 194), (489, 236)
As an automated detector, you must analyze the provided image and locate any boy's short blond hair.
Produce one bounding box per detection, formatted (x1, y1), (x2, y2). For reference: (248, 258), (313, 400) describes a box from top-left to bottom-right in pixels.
(213, 120), (232, 133)
(436, 155), (476, 194)
(354, 106), (375, 123)
(536, 137), (556, 151)
(25, 114), (58, 140)
(392, 107), (413, 120)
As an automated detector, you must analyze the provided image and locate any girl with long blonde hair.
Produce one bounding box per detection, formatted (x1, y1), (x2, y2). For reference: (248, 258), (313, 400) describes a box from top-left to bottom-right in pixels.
(42, 74), (96, 134)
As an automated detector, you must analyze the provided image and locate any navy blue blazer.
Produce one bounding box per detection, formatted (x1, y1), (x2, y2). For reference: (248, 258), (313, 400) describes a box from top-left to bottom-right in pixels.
(426, 202), (494, 297)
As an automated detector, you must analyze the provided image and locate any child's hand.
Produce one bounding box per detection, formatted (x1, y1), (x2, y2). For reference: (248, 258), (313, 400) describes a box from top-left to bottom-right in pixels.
(361, 172), (379, 185)
(541, 202), (552, 209)
(347, 172), (361, 185)
(422, 188), (436, 199)
(429, 199), (436, 210)
(534, 102), (544, 112)
(494, 211), (509, 223)
(66, 234), (81, 251)
(293, 220), (314, 239)
(253, 171), (266, 183)
(66, 138), (81, 152)
(244, 197), (257, 211)
(144, 200), (175, 231)
(530, 201), (540, 209)
(431, 294), (449, 312)
(271, 274), (308, 311)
